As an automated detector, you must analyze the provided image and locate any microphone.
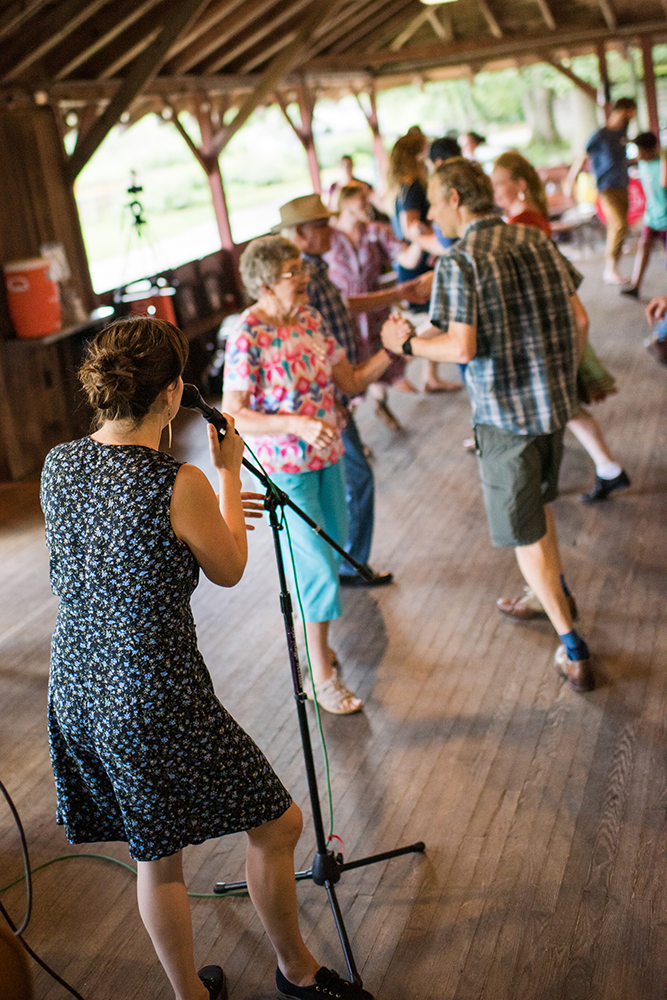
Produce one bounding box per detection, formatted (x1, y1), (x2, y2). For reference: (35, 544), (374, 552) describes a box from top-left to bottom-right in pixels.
(180, 383), (230, 437)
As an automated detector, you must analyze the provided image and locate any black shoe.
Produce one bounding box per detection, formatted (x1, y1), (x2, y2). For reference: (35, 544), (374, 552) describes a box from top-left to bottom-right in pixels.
(339, 570), (393, 588)
(277, 966), (374, 999)
(198, 965), (228, 1000)
(620, 285), (639, 298)
(580, 470), (630, 503)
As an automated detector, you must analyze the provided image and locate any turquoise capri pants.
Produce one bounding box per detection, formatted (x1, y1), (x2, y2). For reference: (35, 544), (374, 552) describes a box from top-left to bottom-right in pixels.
(269, 460), (349, 623)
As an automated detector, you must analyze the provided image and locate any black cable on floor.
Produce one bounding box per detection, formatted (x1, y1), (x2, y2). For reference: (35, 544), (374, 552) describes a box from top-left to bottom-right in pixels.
(0, 777), (87, 1000)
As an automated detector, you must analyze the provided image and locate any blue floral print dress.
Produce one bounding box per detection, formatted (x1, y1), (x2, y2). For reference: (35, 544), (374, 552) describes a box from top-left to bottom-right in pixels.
(40, 437), (291, 861)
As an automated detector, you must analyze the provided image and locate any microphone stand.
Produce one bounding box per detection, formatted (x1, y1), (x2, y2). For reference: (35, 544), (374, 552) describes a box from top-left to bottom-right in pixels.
(181, 388), (425, 987)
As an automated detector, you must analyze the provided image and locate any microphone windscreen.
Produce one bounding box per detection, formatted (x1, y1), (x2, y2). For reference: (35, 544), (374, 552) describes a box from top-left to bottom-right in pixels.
(180, 383), (204, 410)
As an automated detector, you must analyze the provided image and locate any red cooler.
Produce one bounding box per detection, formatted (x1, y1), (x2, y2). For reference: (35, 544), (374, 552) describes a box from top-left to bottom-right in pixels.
(4, 258), (62, 338)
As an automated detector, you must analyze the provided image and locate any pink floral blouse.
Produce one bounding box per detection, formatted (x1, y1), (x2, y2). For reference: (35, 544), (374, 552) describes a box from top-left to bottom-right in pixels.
(324, 224), (408, 383)
(223, 305), (346, 474)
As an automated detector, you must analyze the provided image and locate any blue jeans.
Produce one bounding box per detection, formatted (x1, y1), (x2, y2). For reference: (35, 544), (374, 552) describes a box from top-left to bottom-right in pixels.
(340, 413), (374, 575)
(270, 462), (348, 623)
(656, 316), (667, 341)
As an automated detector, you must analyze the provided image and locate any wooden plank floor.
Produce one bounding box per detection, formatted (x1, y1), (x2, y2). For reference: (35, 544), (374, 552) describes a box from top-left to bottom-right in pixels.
(1, 248), (666, 1000)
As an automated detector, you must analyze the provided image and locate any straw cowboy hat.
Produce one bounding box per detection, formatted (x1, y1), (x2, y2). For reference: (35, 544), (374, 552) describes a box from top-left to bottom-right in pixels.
(271, 194), (333, 233)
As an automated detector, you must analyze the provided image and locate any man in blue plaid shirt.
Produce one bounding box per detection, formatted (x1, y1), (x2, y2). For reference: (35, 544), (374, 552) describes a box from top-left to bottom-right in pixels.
(382, 158), (596, 692)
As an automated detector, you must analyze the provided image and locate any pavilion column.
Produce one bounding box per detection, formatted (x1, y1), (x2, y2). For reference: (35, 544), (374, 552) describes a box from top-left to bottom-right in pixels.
(640, 37), (660, 137)
(197, 102), (234, 250)
(597, 41), (612, 114)
(166, 97), (234, 250)
(355, 83), (388, 191)
(275, 80), (322, 194)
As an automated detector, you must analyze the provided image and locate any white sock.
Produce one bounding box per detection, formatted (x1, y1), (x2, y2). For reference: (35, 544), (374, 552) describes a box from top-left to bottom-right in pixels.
(596, 461), (622, 480)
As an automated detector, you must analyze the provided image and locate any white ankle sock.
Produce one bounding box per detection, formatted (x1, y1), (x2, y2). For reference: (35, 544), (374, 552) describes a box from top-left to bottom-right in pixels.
(596, 461), (622, 479)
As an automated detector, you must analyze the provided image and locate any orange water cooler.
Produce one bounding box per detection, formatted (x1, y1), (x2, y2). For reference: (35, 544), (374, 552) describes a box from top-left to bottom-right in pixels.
(3, 258), (61, 338)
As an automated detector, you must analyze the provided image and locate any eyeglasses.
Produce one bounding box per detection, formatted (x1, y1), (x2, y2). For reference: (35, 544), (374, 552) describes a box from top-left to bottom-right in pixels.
(279, 264), (308, 279)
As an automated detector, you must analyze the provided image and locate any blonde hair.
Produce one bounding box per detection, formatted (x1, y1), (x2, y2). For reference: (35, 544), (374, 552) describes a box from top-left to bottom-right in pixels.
(493, 150), (549, 218)
(385, 133), (427, 206)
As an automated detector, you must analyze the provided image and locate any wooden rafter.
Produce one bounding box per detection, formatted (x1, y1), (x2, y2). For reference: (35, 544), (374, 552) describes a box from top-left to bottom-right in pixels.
(1, 0), (114, 82)
(478, 0), (503, 39)
(53, 0), (164, 81)
(171, 0), (281, 74)
(426, 9), (453, 42)
(541, 54), (597, 101)
(166, 0), (248, 60)
(0, 0), (50, 46)
(242, 32), (299, 74)
(390, 8), (432, 52)
(330, 0), (417, 56)
(362, 0), (431, 53)
(205, 0), (315, 74)
(67, 0), (210, 180)
(99, 28), (162, 80)
(598, 0), (617, 31)
(305, 18), (667, 71)
(535, 0), (556, 31)
(208, 0), (332, 159)
(305, 0), (395, 60)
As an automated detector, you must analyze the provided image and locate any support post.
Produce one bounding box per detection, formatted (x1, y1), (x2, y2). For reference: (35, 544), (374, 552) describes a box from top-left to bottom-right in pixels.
(197, 101), (234, 249)
(355, 83), (388, 192)
(165, 98), (234, 250)
(275, 80), (322, 194)
(597, 40), (611, 112)
(640, 36), (660, 137)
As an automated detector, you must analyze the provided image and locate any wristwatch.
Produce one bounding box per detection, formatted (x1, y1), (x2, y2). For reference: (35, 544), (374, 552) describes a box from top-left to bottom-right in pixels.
(402, 334), (415, 356)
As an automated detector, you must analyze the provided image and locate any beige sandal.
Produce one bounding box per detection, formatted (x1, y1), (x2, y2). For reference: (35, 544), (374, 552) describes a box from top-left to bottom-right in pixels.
(306, 666), (363, 715)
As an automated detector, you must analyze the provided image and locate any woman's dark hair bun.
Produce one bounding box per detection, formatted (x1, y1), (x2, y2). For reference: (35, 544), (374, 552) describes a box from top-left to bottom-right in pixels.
(83, 349), (139, 410)
(80, 316), (188, 429)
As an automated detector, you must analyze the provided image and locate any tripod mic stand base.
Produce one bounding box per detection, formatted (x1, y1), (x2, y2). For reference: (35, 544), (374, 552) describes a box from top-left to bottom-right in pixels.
(212, 840), (426, 895)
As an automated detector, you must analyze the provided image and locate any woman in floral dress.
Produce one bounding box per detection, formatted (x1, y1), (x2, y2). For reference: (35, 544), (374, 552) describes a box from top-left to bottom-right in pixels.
(40, 317), (375, 1000)
(223, 236), (408, 714)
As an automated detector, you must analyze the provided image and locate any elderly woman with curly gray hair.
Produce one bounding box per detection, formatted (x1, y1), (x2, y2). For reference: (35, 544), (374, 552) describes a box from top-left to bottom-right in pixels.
(223, 235), (408, 715)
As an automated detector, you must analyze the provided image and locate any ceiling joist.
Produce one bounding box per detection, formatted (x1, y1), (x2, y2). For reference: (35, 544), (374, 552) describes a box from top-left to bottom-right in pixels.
(67, 0), (209, 179)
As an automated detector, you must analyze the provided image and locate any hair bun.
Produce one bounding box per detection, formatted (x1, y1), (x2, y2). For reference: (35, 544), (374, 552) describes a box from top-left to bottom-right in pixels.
(81, 348), (138, 410)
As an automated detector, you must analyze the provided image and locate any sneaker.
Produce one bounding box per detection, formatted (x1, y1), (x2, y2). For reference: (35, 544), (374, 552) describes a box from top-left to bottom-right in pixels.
(198, 966), (228, 1000)
(579, 470), (630, 503)
(277, 966), (374, 999)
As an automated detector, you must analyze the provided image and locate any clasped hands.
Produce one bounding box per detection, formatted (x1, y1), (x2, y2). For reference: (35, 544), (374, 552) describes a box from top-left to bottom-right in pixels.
(381, 313), (416, 355)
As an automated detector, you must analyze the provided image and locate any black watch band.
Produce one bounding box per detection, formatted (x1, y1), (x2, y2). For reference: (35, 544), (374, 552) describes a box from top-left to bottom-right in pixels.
(402, 334), (415, 356)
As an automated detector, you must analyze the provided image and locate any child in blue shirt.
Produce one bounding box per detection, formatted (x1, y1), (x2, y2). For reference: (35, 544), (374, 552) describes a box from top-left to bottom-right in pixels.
(622, 131), (667, 297)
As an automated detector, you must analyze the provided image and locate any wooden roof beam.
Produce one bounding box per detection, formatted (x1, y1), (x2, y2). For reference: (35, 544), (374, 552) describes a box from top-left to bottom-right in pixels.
(209, 0), (333, 158)
(305, 0), (393, 60)
(427, 9), (454, 42)
(390, 8), (432, 51)
(535, 0), (556, 31)
(166, 0), (248, 60)
(304, 19), (667, 70)
(598, 0), (617, 31)
(330, 0), (417, 56)
(541, 53), (597, 101)
(205, 0), (315, 74)
(0, 0), (50, 46)
(478, 0), (503, 39)
(99, 28), (162, 80)
(53, 0), (164, 81)
(67, 0), (210, 180)
(170, 0), (281, 74)
(1, 0), (114, 82)
(361, 0), (431, 53)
